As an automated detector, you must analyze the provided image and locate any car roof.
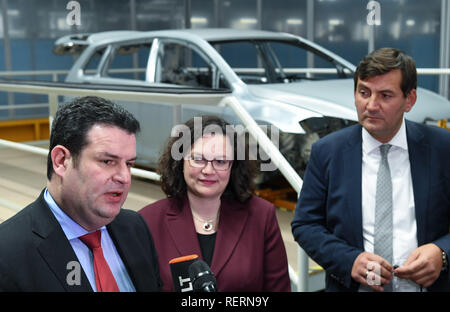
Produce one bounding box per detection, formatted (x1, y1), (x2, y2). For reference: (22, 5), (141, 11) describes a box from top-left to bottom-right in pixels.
(85, 28), (296, 44)
(170, 28), (294, 41)
(54, 28), (356, 71)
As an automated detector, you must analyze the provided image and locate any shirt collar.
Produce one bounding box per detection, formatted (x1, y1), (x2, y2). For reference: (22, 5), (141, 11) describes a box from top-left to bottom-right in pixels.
(44, 188), (105, 240)
(362, 118), (408, 155)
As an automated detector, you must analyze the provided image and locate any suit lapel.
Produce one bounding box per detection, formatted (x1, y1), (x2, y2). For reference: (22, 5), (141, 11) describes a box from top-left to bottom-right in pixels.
(405, 120), (428, 246)
(106, 217), (147, 291)
(211, 199), (248, 277)
(36, 230), (92, 292)
(165, 199), (248, 276)
(165, 198), (202, 257)
(344, 125), (364, 249)
(163, 196), (249, 278)
(32, 191), (92, 292)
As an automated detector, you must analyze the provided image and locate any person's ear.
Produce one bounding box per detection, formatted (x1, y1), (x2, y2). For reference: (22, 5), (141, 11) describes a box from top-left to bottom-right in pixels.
(51, 145), (72, 178)
(404, 89), (417, 113)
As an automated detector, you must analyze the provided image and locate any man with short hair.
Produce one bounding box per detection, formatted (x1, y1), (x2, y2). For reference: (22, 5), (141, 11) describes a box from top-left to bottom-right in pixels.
(292, 48), (449, 292)
(0, 96), (161, 291)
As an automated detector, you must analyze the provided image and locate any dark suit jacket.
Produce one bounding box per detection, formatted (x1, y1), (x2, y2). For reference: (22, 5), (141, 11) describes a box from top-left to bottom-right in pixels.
(291, 120), (450, 291)
(0, 190), (162, 291)
(139, 195), (291, 292)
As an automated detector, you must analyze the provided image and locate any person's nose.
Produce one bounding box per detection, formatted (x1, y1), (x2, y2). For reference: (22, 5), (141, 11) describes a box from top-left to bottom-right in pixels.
(201, 161), (215, 174)
(366, 94), (380, 112)
(112, 163), (131, 184)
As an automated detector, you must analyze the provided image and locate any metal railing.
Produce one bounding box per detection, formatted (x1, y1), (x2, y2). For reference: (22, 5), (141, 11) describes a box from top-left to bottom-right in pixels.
(0, 67), (449, 79)
(0, 68), (145, 82)
(0, 138), (161, 182)
(0, 80), (311, 291)
(1, 66), (448, 118)
(0, 67), (448, 112)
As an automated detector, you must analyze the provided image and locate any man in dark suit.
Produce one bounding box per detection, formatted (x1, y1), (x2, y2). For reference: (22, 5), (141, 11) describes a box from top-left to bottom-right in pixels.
(291, 48), (449, 292)
(0, 96), (161, 291)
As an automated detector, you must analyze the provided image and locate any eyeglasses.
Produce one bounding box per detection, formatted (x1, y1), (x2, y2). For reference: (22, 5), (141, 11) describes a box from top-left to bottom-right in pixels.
(187, 156), (233, 171)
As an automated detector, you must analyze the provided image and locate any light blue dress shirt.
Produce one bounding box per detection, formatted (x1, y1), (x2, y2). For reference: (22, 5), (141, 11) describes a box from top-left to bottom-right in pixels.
(44, 188), (136, 292)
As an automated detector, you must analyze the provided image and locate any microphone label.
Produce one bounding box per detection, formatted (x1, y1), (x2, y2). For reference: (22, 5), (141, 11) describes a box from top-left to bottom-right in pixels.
(178, 276), (193, 292)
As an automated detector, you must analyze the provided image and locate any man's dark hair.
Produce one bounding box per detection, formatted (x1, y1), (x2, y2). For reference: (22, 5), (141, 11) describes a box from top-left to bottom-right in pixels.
(354, 47), (417, 97)
(158, 115), (257, 204)
(47, 96), (140, 180)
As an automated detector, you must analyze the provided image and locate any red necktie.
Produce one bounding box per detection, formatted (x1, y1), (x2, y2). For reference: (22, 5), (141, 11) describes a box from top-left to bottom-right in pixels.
(79, 230), (120, 292)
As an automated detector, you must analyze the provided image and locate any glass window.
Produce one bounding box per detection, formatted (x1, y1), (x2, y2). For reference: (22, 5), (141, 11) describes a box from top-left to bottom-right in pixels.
(374, 0), (441, 92)
(191, 0), (215, 28)
(220, 0), (258, 29)
(262, 0), (307, 37)
(314, 0), (368, 67)
(135, 0), (185, 30)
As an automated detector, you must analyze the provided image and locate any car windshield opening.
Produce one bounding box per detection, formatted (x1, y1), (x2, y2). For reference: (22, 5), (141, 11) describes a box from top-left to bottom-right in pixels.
(211, 39), (351, 84)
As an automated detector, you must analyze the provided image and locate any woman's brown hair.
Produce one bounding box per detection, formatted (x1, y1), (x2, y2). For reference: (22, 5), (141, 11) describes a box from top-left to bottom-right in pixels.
(158, 115), (257, 204)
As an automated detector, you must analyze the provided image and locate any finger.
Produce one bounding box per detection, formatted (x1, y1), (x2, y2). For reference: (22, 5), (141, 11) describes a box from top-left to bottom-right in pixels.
(353, 253), (376, 281)
(395, 259), (426, 278)
(364, 271), (381, 290)
(371, 270), (393, 287)
(394, 266), (410, 277)
(366, 261), (394, 285)
(367, 273), (387, 292)
(403, 263), (440, 287)
(367, 257), (393, 273)
(353, 268), (366, 285)
(354, 252), (394, 288)
(395, 256), (424, 274)
(411, 270), (434, 288)
(367, 254), (394, 273)
(379, 274), (393, 286)
(379, 258), (394, 272)
(365, 269), (392, 290)
(379, 265), (394, 281)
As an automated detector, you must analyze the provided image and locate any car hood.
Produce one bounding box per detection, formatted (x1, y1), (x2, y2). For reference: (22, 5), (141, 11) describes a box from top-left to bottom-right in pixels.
(247, 79), (357, 122)
(246, 79), (450, 123)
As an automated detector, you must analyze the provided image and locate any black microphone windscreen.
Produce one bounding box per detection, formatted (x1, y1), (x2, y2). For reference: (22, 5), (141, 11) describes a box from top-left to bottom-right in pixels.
(188, 259), (211, 277)
(188, 260), (218, 292)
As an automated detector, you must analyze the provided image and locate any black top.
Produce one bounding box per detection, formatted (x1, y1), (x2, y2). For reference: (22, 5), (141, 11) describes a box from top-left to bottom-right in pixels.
(197, 232), (217, 267)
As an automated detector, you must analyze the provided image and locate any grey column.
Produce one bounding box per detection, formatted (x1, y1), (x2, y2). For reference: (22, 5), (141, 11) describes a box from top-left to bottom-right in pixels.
(1, 0), (14, 112)
(306, 0), (314, 77)
(439, 0), (450, 100)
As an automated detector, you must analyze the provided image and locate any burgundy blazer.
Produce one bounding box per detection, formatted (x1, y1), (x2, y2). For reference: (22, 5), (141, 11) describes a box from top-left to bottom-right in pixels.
(139, 195), (291, 292)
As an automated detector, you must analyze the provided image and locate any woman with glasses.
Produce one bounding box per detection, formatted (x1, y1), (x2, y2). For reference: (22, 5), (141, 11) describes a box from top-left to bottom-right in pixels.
(138, 115), (290, 291)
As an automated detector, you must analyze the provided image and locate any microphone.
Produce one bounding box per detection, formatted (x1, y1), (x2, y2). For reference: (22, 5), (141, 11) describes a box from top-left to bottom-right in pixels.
(188, 260), (218, 292)
(169, 254), (199, 292)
